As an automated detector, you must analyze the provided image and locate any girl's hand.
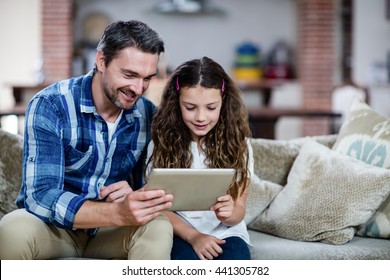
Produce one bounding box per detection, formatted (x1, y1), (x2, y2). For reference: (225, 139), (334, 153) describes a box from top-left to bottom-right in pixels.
(210, 194), (234, 222)
(190, 232), (225, 260)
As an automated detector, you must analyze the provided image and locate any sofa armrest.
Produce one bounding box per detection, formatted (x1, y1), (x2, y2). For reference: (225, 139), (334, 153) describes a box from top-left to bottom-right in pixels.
(0, 129), (23, 219)
(250, 134), (337, 185)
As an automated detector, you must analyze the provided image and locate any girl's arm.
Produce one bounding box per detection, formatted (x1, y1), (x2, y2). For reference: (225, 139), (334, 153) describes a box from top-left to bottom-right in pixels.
(164, 211), (199, 242)
(211, 179), (250, 227)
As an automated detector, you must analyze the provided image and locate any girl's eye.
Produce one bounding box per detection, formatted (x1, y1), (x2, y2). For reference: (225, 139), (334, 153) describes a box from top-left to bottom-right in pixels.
(185, 107), (195, 111)
(207, 107), (217, 111)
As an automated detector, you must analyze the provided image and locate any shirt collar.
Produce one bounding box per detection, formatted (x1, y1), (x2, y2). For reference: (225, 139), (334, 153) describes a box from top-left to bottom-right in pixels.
(79, 69), (95, 114)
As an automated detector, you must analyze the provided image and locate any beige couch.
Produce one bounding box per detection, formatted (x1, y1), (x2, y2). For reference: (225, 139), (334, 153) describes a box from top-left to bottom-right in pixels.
(1, 128), (389, 260)
(246, 135), (390, 259)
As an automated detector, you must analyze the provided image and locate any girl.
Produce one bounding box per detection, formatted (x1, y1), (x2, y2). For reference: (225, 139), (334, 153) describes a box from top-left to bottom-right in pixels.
(146, 57), (253, 260)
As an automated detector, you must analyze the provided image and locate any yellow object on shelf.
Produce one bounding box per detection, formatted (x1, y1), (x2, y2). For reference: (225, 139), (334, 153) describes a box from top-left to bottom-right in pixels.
(233, 68), (263, 80)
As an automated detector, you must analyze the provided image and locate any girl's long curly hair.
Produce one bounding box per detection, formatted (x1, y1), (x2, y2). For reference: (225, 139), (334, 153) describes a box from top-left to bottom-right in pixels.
(147, 57), (252, 200)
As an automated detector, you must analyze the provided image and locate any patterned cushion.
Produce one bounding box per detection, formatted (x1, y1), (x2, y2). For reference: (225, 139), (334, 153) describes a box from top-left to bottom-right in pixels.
(332, 98), (390, 239)
(249, 140), (390, 245)
(333, 97), (390, 168)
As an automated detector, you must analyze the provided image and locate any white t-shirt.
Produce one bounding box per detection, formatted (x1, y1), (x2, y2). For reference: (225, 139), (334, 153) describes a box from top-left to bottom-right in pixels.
(106, 110), (123, 143)
(146, 139), (254, 245)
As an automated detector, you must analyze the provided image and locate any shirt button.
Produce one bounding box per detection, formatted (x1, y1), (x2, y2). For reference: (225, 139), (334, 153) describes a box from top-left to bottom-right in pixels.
(106, 158), (110, 162)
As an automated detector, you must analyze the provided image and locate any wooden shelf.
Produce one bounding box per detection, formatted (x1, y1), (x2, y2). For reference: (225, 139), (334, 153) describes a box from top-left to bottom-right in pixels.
(236, 79), (296, 106)
(247, 106), (341, 139)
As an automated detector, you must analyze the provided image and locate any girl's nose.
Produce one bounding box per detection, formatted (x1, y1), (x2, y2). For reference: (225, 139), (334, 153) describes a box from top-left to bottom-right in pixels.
(195, 109), (206, 121)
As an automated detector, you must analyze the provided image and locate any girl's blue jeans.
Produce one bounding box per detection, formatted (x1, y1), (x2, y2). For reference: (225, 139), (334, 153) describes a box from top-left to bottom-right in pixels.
(171, 235), (251, 260)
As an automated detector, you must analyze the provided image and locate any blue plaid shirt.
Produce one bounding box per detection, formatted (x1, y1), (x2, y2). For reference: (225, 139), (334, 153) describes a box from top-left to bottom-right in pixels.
(16, 70), (156, 231)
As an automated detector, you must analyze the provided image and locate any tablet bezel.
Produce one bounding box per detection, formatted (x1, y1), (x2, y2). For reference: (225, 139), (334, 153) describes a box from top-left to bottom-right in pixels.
(147, 168), (235, 211)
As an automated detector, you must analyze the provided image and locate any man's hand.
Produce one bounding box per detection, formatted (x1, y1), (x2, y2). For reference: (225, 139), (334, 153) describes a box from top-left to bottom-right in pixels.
(117, 187), (173, 225)
(99, 180), (133, 202)
(74, 184), (173, 229)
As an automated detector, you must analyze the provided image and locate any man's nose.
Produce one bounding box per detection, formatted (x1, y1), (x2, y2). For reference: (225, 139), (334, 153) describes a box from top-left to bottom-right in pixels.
(130, 78), (144, 95)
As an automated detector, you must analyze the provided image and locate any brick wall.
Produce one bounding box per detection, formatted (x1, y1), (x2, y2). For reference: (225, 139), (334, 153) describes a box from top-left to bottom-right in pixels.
(41, 0), (73, 84)
(297, 0), (336, 136)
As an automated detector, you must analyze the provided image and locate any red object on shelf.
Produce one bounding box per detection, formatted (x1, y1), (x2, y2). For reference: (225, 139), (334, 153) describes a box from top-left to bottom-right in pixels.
(264, 64), (293, 79)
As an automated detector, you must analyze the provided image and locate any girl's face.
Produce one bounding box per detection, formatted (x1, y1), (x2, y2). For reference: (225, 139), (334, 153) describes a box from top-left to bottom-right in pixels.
(179, 85), (222, 143)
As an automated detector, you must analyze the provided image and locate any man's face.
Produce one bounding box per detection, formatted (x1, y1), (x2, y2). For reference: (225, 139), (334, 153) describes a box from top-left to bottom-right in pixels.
(97, 47), (159, 110)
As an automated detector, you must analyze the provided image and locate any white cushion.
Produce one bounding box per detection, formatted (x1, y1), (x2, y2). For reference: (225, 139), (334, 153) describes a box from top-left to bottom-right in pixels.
(249, 140), (390, 245)
(244, 174), (282, 225)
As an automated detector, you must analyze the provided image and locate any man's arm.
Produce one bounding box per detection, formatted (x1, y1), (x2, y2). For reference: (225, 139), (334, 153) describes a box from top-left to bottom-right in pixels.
(22, 96), (81, 229)
(74, 188), (173, 228)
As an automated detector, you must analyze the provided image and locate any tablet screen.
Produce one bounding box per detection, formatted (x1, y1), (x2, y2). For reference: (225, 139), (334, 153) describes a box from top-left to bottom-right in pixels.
(147, 168), (235, 211)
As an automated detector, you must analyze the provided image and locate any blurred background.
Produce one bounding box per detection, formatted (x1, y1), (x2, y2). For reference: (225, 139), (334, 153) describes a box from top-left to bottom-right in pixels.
(0, 0), (389, 139)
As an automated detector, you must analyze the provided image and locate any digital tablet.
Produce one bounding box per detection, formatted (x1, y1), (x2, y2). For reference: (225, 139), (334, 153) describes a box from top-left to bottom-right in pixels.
(147, 168), (235, 211)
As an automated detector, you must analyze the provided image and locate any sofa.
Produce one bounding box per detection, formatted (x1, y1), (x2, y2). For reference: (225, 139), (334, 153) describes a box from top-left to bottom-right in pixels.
(0, 97), (389, 260)
(244, 97), (390, 259)
(246, 134), (390, 259)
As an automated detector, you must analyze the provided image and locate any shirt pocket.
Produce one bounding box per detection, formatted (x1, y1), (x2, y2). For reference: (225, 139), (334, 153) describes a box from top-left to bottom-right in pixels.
(64, 145), (94, 174)
(106, 145), (144, 180)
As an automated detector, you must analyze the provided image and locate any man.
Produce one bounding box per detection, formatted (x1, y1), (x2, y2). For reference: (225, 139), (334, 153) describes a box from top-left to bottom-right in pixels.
(0, 20), (173, 260)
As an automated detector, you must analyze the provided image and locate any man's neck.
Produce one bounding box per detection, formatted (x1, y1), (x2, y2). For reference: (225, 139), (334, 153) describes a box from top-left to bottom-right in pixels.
(91, 74), (122, 123)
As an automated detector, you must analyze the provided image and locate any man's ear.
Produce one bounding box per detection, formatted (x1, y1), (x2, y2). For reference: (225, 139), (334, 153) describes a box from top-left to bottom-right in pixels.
(95, 51), (105, 72)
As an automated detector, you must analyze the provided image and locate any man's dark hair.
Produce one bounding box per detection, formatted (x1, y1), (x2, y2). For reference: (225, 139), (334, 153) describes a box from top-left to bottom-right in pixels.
(97, 20), (165, 66)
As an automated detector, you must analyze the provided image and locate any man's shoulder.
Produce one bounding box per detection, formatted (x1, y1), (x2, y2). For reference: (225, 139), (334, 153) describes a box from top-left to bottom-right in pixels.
(32, 73), (92, 104)
(135, 96), (157, 115)
(139, 96), (156, 109)
(35, 77), (79, 98)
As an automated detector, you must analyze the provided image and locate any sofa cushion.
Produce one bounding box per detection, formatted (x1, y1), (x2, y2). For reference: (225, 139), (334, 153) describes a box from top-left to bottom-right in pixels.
(333, 97), (390, 168)
(249, 140), (390, 245)
(332, 98), (390, 239)
(358, 196), (390, 239)
(244, 174), (282, 225)
(0, 129), (23, 219)
(250, 135), (337, 186)
(248, 230), (390, 260)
